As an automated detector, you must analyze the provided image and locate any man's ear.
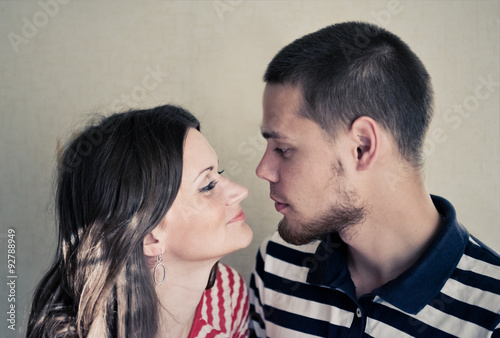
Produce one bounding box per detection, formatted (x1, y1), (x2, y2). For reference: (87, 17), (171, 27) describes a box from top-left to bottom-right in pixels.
(143, 228), (163, 258)
(350, 116), (379, 171)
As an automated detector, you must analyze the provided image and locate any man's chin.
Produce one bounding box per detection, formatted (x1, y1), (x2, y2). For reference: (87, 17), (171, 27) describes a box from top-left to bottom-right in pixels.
(277, 218), (320, 246)
(276, 208), (362, 245)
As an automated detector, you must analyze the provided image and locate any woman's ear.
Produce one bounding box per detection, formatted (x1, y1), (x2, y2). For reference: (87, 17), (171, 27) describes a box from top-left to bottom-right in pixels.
(350, 116), (379, 171)
(143, 229), (163, 258)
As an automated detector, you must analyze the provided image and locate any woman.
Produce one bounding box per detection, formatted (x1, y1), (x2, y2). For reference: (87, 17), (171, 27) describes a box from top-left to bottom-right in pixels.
(27, 104), (253, 337)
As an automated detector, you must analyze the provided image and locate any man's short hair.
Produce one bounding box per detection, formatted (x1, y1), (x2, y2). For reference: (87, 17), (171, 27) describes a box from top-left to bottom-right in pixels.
(264, 21), (434, 168)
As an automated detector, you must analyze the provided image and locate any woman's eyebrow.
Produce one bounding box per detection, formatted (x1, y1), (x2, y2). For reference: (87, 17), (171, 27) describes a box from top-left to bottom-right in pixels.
(194, 166), (213, 182)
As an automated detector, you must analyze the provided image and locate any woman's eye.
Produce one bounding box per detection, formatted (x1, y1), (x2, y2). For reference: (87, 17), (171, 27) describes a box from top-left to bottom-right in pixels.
(274, 148), (289, 157)
(199, 180), (218, 193)
(199, 169), (224, 193)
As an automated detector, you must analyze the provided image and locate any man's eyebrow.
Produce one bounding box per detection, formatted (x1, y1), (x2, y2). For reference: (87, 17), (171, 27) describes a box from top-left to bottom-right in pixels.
(261, 129), (287, 140)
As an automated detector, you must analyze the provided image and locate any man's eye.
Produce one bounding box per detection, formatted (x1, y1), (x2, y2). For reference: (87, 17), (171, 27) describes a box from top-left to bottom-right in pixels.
(199, 180), (218, 193)
(218, 169), (225, 175)
(274, 148), (289, 157)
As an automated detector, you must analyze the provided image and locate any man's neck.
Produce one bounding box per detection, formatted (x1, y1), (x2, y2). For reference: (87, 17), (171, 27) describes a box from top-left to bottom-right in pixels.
(343, 184), (442, 299)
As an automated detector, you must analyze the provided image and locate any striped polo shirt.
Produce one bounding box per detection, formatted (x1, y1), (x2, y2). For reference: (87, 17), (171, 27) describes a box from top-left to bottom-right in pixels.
(249, 195), (500, 337)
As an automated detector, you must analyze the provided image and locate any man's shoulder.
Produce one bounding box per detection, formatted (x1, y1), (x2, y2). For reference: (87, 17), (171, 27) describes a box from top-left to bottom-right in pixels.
(459, 235), (500, 280)
(466, 235), (500, 261)
(442, 235), (500, 317)
(258, 231), (323, 261)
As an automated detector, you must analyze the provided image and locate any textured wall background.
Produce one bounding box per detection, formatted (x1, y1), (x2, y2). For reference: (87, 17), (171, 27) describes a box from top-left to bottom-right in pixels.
(0, 1), (498, 336)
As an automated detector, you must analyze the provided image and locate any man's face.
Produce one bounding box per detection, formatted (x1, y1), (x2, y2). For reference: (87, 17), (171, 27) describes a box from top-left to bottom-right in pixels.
(256, 83), (366, 245)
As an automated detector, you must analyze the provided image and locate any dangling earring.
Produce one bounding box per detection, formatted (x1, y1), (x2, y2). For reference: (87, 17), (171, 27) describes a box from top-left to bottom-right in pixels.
(154, 255), (166, 285)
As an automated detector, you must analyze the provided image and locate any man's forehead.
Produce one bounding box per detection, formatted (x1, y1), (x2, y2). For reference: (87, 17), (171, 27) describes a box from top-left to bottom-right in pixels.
(260, 112), (339, 144)
(260, 111), (296, 141)
(260, 129), (288, 141)
(260, 114), (320, 143)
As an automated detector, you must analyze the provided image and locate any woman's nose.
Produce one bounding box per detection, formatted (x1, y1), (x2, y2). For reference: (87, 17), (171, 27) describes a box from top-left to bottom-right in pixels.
(225, 179), (248, 206)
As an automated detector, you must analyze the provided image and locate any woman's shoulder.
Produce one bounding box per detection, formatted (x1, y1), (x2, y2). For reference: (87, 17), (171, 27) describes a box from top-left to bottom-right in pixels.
(193, 263), (249, 336)
(217, 263), (245, 280)
(214, 263), (248, 292)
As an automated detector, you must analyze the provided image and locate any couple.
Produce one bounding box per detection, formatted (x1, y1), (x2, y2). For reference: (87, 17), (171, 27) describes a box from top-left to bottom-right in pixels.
(28, 22), (500, 337)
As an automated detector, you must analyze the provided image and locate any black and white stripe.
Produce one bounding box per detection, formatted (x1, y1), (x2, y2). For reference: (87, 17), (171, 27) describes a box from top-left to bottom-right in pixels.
(250, 196), (500, 338)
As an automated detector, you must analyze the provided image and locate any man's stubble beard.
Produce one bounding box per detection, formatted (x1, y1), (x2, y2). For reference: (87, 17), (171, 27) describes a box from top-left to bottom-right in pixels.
(278, 162), (367, 246)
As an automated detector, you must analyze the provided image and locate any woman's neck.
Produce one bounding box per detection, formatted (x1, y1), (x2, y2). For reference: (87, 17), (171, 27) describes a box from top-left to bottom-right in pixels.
(154, 260), (217, 338)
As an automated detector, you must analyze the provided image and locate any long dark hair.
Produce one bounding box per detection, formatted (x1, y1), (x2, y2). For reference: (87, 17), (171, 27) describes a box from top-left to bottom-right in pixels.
(27, 105), (200, 337)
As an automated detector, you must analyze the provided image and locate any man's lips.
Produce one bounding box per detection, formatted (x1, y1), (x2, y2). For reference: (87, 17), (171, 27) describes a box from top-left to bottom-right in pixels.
(271, 195), (289, 213)
(228, 210), (245, 224)
(274, 202), (289, 212)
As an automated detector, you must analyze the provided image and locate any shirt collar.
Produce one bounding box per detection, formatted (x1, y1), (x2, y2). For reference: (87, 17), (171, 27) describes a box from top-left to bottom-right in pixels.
(306, 195), (469, 314)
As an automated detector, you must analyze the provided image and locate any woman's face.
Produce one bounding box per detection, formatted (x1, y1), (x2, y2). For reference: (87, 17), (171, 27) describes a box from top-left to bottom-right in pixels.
(161, 128), (253, 262)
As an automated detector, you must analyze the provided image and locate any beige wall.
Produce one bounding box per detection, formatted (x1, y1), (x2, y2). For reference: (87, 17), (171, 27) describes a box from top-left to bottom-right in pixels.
(1, 1), (498, 336)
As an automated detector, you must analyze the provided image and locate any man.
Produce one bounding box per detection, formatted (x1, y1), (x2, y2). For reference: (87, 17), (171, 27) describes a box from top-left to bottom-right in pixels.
(249, 21), (500, 337)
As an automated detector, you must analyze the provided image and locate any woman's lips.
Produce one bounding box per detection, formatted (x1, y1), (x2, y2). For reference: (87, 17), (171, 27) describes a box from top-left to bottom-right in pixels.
(228, 210), (245, 223)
